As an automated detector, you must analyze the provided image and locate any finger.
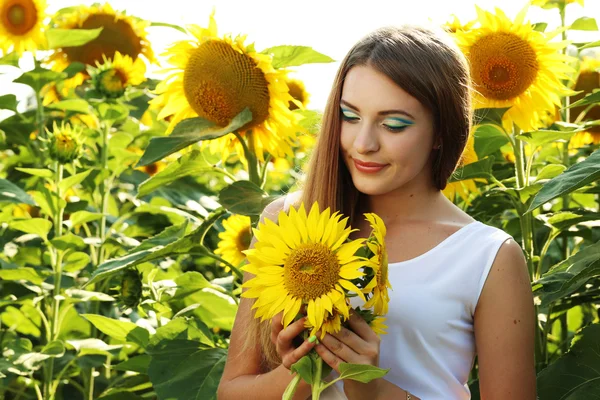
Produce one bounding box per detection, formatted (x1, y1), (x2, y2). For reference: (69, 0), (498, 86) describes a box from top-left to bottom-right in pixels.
(314, 342), (343, 373)
(331, 326), (367, 354)
(271, 312), (284, 344)
(283, 338), (316, 369)
(277, 317), (307, 351)
(320, 332), (357, 362)
(348, 310), (379, 342)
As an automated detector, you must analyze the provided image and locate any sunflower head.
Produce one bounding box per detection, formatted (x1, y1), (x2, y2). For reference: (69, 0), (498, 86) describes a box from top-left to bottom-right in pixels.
(570, 57), (600, 140)
(362, 213), (391, 316)
(152, 10), (302, 163)
(48, 3), (154, 66)
(90, 51), (146, 98)
(44, 120), (84, 164)
(241, 201), (368, 334)
(215, 214), (252, 270)
(454, 5), (574, 132)
(285, 78), (310, 110)
(119, 268), (143, 309)
(304, 309), (345, 339)
(0, 0), (46, 54)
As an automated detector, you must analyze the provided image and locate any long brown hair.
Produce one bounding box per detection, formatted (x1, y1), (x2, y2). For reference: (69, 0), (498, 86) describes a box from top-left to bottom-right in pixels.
(247, 24), (472, 371)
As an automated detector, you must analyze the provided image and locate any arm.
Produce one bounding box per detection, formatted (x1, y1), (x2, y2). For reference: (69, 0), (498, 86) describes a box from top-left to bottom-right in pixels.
(474, 238), (537, 400)
(217, 197), (314, 400)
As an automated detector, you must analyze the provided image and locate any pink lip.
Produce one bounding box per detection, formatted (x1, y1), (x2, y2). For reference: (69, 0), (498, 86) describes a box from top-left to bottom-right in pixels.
(352, 158), (388, 173)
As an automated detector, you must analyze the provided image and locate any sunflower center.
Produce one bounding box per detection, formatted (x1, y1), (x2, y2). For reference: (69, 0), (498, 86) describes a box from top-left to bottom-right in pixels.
(236, 228), (252, 253)
(284, 243), (340, 300)
(183, 40), (270, 130)
(3, 0), (37, 35)
(98, 69), (127, 95)
(470, 32), (539, 101)
(63, 13), (142, 66)
(571, 70), (600, 133)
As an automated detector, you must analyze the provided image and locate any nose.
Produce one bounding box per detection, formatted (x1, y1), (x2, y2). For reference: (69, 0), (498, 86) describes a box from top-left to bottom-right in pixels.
(354, 123), (379, 154)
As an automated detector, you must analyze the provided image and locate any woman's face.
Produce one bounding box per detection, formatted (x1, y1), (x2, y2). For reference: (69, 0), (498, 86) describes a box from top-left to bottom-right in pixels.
(339, 64), (437, 196)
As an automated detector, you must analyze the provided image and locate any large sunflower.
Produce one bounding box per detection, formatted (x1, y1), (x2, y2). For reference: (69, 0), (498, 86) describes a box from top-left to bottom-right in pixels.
(362, 213), (391, 316)
(45, 3), (154, 99)
(454, 6), (573, 132)
(0, 0), (46, 54)
(241, 202), (367, 334)
(150, 10), (302, 163)
(215, 214), (252, 270)
(569, 57), (600, 147)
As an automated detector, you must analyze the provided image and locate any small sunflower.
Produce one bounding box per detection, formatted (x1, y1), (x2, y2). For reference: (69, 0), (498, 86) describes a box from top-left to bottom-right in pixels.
(570, 57), (600, 147)
(443, 14), (475, 34)
(285, 77), (310, 110)
(443, 133), (483, 204)
(44, 120), (84, 164)
(305, 309), (344, 338)
(0, 0), (46, 54)
(119, 268), (143, 309)
(215, 214), (252, 270)
(454, 5), (574, 132)
(362, 213), (392, 316)
(91, 51), (146, 98)
(241, 202), (368, 334)
(369, 316), (388, 336)
(151, 10), (302, 164)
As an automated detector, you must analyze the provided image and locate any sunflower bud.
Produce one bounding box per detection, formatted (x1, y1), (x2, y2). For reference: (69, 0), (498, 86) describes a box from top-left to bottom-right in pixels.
(45, 121), (84, 164)
(119, 268), (143, 309)
(91, 51), (146, 99)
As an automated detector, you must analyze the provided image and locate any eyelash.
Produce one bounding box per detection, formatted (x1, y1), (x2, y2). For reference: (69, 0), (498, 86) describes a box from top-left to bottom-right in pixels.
(341, 114), (409, 133)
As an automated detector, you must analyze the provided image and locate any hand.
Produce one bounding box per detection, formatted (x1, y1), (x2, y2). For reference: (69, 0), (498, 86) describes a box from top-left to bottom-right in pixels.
(314, 310), (381, 372)
(271, 313), (316, 370)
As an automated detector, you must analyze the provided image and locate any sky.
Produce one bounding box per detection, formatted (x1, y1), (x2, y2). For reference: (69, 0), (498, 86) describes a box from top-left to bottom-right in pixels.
(1, 0), (600, 113)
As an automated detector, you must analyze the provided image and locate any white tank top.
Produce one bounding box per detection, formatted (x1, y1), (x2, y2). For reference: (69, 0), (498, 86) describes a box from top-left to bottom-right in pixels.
(282, 192), (513, 399)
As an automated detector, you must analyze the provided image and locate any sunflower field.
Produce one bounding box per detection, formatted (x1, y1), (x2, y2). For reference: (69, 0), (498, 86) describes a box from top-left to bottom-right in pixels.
(0, 0), (599, 398)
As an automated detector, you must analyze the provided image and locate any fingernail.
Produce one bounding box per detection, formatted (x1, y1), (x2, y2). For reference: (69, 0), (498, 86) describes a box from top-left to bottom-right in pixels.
(308, 335), (317, 343)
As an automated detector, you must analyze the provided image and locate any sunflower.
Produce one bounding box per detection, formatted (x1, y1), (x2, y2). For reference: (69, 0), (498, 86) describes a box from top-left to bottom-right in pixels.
(286, 77), (310, 110)
(361, 213), (392, 316)
(0, 0), (46, 54)
(369, 316), (388, 336)
(305, 310), (344, 338)
(151, 10), (302, 164)
(241, 202), (368, 334)
(531, 0), (584, 6)
(569, 57), (600, 147)
(215, 214), (252, 270)
(91, 51), (146, 98)
(45, 3), (154, 98)
(443, 14), (475, 34)
(454, 5), (574, 132)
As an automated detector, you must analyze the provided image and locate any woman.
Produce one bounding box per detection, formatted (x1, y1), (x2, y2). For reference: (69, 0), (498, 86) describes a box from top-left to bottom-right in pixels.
(217, 24), (536, 400)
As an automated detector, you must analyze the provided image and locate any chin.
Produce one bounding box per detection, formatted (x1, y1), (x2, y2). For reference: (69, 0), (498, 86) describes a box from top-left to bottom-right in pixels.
(351, 177), (395, 196)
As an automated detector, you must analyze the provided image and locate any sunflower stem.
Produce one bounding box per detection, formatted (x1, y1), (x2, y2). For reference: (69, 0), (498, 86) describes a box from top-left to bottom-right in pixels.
(282, 373), (302, 400)
(312, 356), (323, 400)
(99, 121), (112, 264)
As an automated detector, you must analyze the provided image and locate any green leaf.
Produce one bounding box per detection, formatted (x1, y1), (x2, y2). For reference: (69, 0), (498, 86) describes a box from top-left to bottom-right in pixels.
(11, 340), (65, 372)
(97, 102), (129, 121)
(534, 164), (567, 183)
(261, 45), (335, 69)
(570, 17), (598, 31)
(528, 149), (600, 212)
(337, 362), (390, 383)
(218, 181), (276, 216)
(567, 91), (600, 109)
(473, 107), (510, 126)
(545, 210), (600, 232)
(136, 108), (252, 167)
(46, 99), (91, 114)
(150, 21), (186, 33)
(63, 251), (91, 272)
(9, 218), (52, 241)
(137, 150), (212, 197)
(147, 340), (227, 400)
(131, 220), (190, 252)
(14, 67), (63, 93)
(0, 178), (35, 205)
(50, 232), (86, 251)
(69, 210), (103, 227)
(0, 52), (19, 67)
(449, 157), (494, 182)
(66, 338), (122, 356)
(537, 324), (600, 399)
(290, 355), (314, 384)
(0, 94), (17, 112)
(148, 317), (214, 348)
(62, 62), (86, 79)
(82, 314), (149, 348)
(296, 109), (322, 135)
(45, 27), (103, 48)
(14, 167), (54, 178)
(85, 209), (226, 285)
(533, 22), (547, 32)
(30, 186), (63, 218)
(114, 354), (151, 374)
(473, 124), (508, 158)
(58, 169), (92, 194)
(41, 340), (66, 357)
(578, 40), (600, 50)
(0, 267), (46, 285)
(65, 289), (115, 302)
(515, 130), (578, 148)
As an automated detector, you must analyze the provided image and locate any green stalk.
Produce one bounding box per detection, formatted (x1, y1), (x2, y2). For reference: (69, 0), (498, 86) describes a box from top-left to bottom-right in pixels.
(99, 122), (112, 263)
(282, 374), (302, 400)
(312, 356), (323, 400)
(45, 163), (65, 400)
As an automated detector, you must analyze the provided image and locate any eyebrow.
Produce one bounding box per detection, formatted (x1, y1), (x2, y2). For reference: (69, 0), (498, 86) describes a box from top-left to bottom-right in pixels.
(340, 99), (416, 120)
